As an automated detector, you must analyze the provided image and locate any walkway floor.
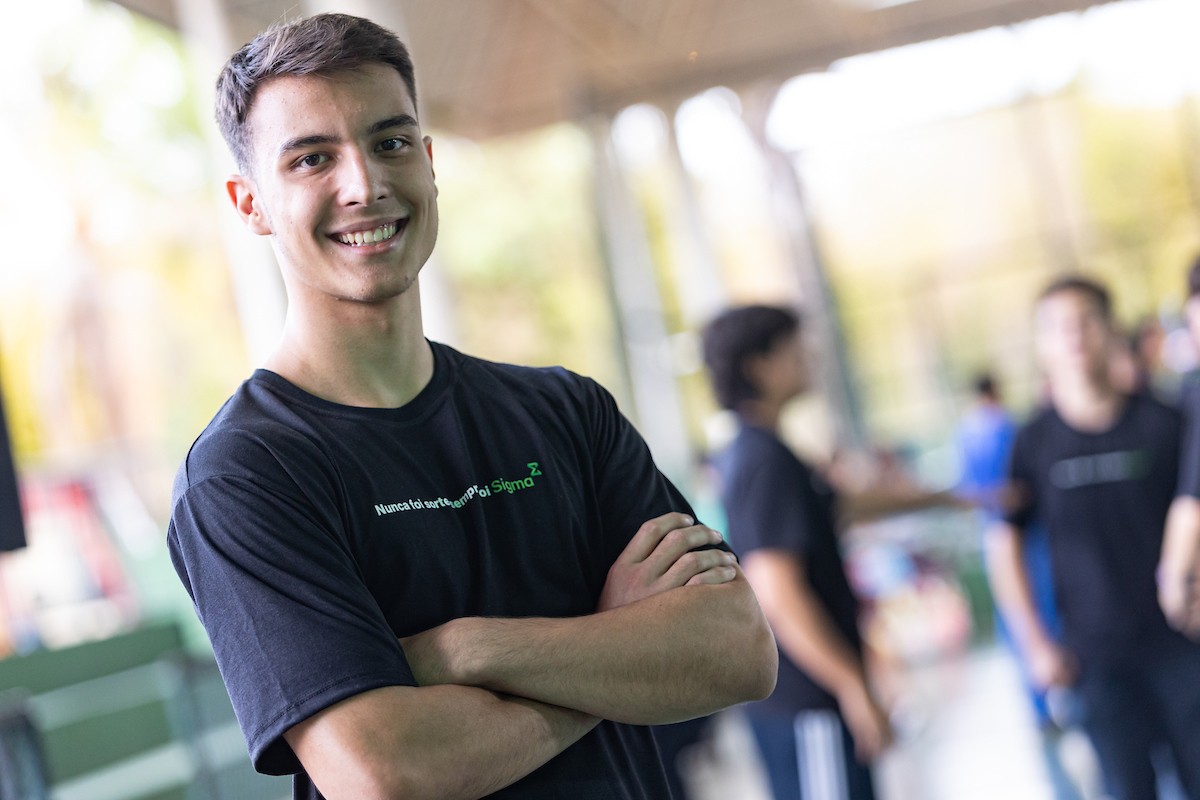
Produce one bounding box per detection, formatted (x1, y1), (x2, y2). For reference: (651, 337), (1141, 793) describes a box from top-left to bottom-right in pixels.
(682, 645), (1105, 800)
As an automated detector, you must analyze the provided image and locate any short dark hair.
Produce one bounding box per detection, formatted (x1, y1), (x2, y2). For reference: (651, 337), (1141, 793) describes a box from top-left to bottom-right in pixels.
(1037, 274), (1112, 321)
(972, 373), (998, 401)
(215, 13), (418, 172)
(1188, 253), (1200, 300)
(701, 305), (800, 411)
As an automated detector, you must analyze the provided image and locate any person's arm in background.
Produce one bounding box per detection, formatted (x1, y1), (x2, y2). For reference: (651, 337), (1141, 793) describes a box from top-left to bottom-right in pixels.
(1161, 497), (1200, 638)
(984, 520), (1075, 688)
(826, 449), (969, 528)
(741, 549), (891, 762)
(838, 488), (967, 527)
(1162, 392), (1200, 639)
(401, 513), (777, 726)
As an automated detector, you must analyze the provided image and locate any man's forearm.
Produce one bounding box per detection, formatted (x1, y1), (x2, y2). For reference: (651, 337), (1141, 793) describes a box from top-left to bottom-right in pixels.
(1161, 496), (1200, 581)
(412, 573), (776, 725)
(285, 684), (596, 800)
(983, 522), (1051, 653)
(763, 576), (869, 701)
(1160, 495), (1200, 633)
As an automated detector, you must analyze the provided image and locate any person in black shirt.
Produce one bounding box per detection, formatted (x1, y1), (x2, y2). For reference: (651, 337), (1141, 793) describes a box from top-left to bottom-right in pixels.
(987, 276), (1200, 800)
(167, 14), (777, 800)
(701, 305), (889, 800)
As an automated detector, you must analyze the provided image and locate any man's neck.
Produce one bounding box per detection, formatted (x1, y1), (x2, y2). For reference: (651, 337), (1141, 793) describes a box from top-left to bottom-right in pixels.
(265, 286), (434, 409)
(738, 399), (785, 433)
(1051, 372), (1126, 433)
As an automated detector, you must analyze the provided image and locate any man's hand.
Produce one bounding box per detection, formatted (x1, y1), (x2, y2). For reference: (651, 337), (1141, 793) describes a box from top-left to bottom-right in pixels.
(836, 682), (893, 763)
(1026, 635), (1076, 690)
(597, 512), (737, 612)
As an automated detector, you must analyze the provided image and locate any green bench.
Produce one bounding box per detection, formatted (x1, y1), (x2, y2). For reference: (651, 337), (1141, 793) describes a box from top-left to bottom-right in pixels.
(0, 621), (289, 800)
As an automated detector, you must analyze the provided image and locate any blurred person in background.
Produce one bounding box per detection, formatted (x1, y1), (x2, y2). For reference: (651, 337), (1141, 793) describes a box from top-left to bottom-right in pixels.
(701, 305), (962, 800)
(701, 304), (887, 800)
(955, 373), (1082, 800)
(166, 13), (777, 800)
(986, 276), (1200, 800)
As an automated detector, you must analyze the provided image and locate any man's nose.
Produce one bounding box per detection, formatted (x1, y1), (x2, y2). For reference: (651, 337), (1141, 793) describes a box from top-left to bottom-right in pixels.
(338, 151), (388, 206)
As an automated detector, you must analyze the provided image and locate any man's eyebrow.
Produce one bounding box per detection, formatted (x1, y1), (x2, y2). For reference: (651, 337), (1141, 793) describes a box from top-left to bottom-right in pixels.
(276, 115), (419, 159)
(370, 114), (419, 135)
(278, 134), (338, 158)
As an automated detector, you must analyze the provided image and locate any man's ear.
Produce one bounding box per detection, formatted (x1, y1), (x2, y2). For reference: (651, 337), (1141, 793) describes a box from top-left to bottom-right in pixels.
(424, 135), (436, 179)
(226, 174), (272, 236)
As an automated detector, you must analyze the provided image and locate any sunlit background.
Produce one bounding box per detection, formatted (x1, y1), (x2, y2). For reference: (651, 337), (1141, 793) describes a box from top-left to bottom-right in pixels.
(1, 0), (1199, 798)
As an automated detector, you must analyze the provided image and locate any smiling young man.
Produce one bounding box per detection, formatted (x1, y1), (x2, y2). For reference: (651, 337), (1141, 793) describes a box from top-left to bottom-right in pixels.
(986, 276), (1200, 800)
(167, 13), (776, 800)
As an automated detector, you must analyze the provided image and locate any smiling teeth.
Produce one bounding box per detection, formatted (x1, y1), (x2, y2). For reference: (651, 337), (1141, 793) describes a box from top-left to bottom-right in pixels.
(337, 221), (400, 246)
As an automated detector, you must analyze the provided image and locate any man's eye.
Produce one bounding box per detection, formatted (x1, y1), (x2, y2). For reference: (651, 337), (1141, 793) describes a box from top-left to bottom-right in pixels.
(379, 137), (409, 152)
(297, 153), (328, 169)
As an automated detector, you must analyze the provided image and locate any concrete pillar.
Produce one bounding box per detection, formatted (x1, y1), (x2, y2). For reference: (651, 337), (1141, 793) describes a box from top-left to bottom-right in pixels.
(737, 83), (865, 446)
(587, 113), (694, 481)
(172, 0), (286, 366)
(662, 102), (728, 329)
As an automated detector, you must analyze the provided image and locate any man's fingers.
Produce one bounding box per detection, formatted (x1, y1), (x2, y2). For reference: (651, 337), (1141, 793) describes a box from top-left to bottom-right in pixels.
(644, 525), (725, 573)
(684, 565), (738, 587)
(665, 548), (734, 584)
(619, 512), (697, 563)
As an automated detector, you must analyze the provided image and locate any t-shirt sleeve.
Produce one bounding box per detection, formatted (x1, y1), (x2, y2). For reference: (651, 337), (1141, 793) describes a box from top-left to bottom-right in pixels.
(575, 377), (732, 568)
(1001, 424), (1038, 531)
(722, 443), (825, 558)
(167, 433), (415, 776)
(1177, 383), (1200, 499)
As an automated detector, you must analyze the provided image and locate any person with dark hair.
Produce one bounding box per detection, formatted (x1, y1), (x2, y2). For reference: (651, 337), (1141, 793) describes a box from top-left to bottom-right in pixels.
(701, 304), (888, 800)
(167, 13), (776, 800)
(986, 275), (1200, 800)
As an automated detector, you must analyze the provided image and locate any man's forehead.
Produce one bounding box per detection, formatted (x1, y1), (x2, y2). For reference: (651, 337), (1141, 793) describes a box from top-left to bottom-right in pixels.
(246, 66), (417, 157)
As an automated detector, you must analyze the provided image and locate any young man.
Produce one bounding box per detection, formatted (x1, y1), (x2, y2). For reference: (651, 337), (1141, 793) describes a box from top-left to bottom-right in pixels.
(701, 305), (890, 800)
(986, 276), (1200, 800)
(167, 14), (776, 800)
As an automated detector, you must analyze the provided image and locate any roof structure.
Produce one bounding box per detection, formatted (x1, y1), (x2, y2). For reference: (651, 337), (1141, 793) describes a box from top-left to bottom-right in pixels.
(116, 0), (1116, 139)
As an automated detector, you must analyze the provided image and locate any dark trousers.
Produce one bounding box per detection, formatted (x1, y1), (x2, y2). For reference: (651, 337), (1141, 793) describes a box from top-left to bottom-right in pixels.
(747, 710), (876, 800)
(1076, 637), (1200, 800)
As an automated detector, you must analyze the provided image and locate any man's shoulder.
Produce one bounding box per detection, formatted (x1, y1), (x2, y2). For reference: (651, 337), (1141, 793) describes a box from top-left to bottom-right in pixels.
(1129, 388), (1182, 424)
(1015, 402), (1056, 434)
(437, 342), (612, 415)
(716, 424), (806, 484)
(442, 342), (590, 389)
(172, 374), (328, 498)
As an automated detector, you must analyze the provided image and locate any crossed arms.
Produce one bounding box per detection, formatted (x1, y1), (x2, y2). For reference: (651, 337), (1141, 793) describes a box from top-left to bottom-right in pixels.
(284, 513), (778, 800)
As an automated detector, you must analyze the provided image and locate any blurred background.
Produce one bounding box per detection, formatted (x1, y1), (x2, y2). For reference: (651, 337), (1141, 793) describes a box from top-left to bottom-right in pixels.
(1, 0), (1199, 798)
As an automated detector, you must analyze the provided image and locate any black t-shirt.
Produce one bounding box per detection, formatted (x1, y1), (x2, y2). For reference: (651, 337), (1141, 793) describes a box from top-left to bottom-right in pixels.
(1003, 392), (1183, 663)
(168, 342), (709, 800)
(712, 423), (861, 715)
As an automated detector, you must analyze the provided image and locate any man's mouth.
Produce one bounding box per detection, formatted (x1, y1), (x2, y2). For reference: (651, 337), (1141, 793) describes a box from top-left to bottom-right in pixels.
(334, 219), (404, 247)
